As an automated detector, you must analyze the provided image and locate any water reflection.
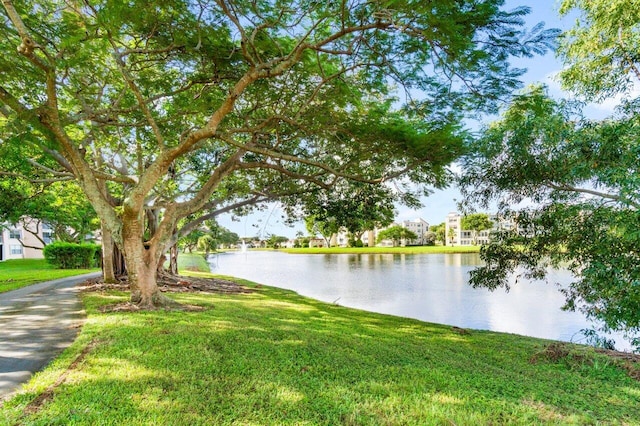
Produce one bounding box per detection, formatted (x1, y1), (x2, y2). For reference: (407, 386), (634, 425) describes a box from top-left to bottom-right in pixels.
(209, 251), (628, 350)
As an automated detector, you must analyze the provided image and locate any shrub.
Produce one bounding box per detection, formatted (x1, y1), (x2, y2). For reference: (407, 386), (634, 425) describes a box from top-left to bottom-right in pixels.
(43, 242), (101, 269)
(424, 231), (437, 246)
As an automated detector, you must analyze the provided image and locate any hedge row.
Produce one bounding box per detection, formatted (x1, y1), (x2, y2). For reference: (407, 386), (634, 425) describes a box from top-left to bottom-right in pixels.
(43, 242), (101, 269)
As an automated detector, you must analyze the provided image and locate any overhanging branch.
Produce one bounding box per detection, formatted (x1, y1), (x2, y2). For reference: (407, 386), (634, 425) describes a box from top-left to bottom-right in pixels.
(545, 181), (640, 210)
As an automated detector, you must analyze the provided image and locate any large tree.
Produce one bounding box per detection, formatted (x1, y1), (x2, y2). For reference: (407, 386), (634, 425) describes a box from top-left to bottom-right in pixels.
(298, 181), (399, 246)
(460, 0), (640, 348)
(0, 0), (556, 308)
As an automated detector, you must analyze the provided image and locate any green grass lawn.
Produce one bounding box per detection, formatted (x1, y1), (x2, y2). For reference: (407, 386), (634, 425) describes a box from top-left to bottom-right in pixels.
(283, 245), (481, 254)
(174, 251), (211, 273)
(2, 274), (638, 425)
(0, 258), (98, 293)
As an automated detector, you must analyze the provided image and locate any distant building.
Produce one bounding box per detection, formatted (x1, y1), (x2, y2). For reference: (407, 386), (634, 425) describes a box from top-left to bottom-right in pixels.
(331, 218), (430, 247)
(398, 218), (430, 246)
(445, 212), (514, 246)
(0, 219), (53, 261)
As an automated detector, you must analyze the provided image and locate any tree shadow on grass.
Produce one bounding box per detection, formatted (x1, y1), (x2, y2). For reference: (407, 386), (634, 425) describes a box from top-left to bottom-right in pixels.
(10, 280), (640, 425)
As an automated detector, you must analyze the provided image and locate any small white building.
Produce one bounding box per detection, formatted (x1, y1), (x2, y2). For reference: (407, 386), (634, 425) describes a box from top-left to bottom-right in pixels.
(0, 219), (54, 261)
(399, 218), (430, 246)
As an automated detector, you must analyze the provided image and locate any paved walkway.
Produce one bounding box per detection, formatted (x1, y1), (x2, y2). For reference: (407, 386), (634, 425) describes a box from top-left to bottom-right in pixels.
(0, 272), (101, 399)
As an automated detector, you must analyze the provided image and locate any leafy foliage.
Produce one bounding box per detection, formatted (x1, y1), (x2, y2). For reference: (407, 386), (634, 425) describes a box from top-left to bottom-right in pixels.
(430, 222), (446, 245)
(460, 86), (640, 348)
(299, 181), (398, 246)
(558, 0), (640, 101)
(197, 234), (217, 254)
(459, 1), (640, 346)
(266, 234), (289, 248)
(0, 0), (558, 303)
(43, 242), (101, 269)
(376, 225), (418, 246)
(461, 213), (493, 245)
(0, 143), (99, 244)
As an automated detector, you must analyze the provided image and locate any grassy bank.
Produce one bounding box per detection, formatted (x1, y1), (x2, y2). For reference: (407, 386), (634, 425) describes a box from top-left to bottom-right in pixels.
(2, 276), (638, 424)
(0, 259), (98, 293)
(174, 251), (211, 273)
(283, 245), (481, 255)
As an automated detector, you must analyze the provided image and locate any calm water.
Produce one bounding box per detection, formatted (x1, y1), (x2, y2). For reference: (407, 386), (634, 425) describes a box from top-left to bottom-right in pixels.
(208, 251), (628, 350)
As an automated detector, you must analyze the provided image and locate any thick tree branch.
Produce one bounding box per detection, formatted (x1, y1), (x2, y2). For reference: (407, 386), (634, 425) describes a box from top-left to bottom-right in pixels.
(171, 195), (268, 247)
(218, 134), (383, 184)
(239, 161), (332, 189)
(545, 181), (640, 209)
(1, 0), (52, 71)
(107, 35), (167, 152)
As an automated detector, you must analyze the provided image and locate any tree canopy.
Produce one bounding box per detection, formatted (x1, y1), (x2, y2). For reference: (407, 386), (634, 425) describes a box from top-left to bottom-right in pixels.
(430, 222), (446, 245)
(0, 0), (557, 307)
(298, 181), (399, 246)
(376, 225), (418, 247)
(460, 0), (640, 348)
(461, 213), (493, 245)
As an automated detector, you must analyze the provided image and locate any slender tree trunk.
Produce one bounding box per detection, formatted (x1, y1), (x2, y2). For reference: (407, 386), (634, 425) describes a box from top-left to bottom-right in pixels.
(112, 243), (127, 276)
(101, 222), (116, 283)
(169, 243), (178, 274)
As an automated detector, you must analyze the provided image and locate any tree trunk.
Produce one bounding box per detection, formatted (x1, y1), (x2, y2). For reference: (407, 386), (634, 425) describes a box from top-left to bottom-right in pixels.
(169, 243), (178, 275)
(121, 214), (174, 308)
(101, 222), (117, 283)
(112, 243), (127, 277)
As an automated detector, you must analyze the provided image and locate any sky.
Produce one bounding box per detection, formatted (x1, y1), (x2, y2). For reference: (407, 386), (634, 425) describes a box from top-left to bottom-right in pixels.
(216, 1), (615, 239)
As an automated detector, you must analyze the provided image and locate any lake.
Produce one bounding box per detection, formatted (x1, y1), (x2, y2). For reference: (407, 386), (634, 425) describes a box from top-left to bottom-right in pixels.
(208, 251), (628, 350)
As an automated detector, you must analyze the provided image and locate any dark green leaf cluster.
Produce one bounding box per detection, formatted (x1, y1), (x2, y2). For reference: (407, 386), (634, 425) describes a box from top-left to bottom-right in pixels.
(43, 241), (101, 269)
(375, 225), (418, 246)
(297, 181), (397, 243)
(461, 86), (640, 348)
(471, 204), (640, 342)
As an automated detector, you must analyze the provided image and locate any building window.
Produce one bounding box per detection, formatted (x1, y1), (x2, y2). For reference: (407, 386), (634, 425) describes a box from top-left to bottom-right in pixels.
(10, 245), (22, 255)
(43, 230), (54, 244)
(9, 229), (21, 239)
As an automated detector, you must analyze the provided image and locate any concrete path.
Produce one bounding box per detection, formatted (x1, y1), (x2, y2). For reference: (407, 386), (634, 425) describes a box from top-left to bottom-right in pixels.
(0, 272), (101, 399)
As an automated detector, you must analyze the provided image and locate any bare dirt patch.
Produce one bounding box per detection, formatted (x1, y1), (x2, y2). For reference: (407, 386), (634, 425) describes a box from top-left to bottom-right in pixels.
(23, 339), (99, 416)
(530, 342), (640, 381)
(595, 347), (640, 380)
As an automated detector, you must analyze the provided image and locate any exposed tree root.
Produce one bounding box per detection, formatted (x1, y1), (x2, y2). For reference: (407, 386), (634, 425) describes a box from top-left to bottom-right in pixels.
(81, 274), (252, 295)
(80, 274), (252, 312)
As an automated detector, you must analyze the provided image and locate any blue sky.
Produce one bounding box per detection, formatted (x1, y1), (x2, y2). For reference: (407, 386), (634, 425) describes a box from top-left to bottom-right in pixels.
(217, 1), (613, 239)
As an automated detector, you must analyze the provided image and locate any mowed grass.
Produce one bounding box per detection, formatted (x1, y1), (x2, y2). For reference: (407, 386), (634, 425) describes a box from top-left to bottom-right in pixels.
(283, 245), (481, 255)
(174, 251), (211, 273)
(0, 258), (98, 293)
(2, 276), (639, 425)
